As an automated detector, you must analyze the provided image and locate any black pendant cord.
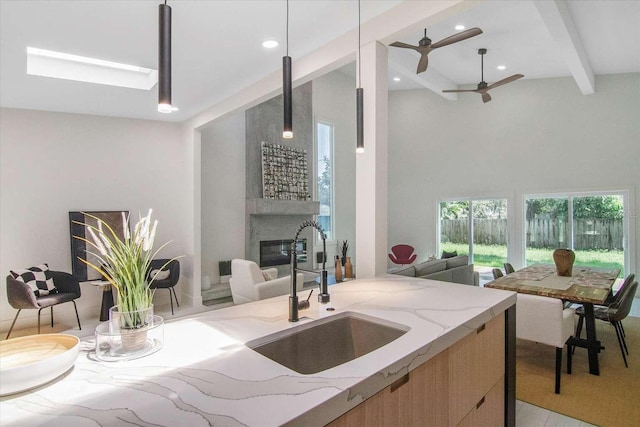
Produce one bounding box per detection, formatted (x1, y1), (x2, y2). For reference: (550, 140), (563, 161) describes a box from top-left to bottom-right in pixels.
(357, 0), (361, 88)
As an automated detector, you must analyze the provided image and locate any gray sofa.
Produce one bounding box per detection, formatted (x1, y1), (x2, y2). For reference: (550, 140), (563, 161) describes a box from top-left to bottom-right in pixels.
(390, 255), (479, 286)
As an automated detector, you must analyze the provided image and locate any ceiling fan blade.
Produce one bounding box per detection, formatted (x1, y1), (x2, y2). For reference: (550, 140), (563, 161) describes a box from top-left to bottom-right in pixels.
(416, 53), (429, 74)
(390, 41), (421, 52)
(481, 92), (492, 103)
(431, 27), (483, 49)
(486, 74), (524, 90)
(442, 89), (478, 93)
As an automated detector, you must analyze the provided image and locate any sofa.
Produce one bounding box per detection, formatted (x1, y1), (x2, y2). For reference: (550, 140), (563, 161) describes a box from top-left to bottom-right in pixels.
(390, 255), (479, 286)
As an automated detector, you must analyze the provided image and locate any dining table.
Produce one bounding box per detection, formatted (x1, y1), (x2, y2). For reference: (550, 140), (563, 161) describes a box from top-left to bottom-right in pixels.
(484, 263), (620, 376)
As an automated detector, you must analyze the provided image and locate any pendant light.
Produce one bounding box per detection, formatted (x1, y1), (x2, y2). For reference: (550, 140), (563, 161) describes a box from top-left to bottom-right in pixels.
(158, 1), (172, 113)
(356, 0), (364, 153)
(282, 0), (293, 138)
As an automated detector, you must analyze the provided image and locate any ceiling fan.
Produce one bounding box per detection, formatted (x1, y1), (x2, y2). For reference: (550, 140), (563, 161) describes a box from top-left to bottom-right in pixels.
(443, 48), (524, 103)
(390, 27), (483, 74)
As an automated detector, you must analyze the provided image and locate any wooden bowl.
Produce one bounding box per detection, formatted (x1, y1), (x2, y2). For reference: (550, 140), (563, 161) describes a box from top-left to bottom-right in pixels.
(0, 334), (80, 396)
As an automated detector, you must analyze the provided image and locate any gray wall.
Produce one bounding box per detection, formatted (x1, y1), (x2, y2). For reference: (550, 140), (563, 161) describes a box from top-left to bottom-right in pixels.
(245, 82), (314, 274)
(388, 73), (640, 273)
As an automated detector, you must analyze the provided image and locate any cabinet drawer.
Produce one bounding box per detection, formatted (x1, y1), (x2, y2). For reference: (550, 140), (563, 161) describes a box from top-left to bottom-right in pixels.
(457, 376), (504, 427)
(449, 313), (505, 426)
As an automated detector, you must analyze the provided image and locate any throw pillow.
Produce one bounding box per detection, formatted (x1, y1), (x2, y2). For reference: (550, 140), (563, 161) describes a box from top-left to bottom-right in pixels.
(10, 264), (56, 296)
(441, 250), (458, 259)
(150, 269), (171, 280)
(262, 270), (275, 281)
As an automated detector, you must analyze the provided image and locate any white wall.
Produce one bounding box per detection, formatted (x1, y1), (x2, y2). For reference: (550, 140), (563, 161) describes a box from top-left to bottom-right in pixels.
(200, 112), (246, 284)
(312, 70), (357, 264)
(0, 108), (188, 333)
(388, 73), (640, 274)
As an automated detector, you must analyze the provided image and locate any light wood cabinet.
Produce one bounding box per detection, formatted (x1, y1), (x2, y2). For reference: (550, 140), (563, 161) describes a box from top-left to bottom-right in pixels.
(328, 312), (506, 427)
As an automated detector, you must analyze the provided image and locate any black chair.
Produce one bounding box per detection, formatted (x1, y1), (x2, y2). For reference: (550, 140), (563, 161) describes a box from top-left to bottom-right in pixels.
(504, 263), (515, 274)
(6, 271), (82, 339)
(147, 259), (180, 315)
(492, 268), (504, 279)
(575, 280), (637, 367)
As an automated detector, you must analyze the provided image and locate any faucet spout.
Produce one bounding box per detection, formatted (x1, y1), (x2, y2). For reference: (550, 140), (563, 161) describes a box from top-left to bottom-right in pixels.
(289, 220), (329, 322)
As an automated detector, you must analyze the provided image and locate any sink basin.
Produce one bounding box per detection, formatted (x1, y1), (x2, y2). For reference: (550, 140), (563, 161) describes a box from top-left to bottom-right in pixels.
(246, 311), (409, 374)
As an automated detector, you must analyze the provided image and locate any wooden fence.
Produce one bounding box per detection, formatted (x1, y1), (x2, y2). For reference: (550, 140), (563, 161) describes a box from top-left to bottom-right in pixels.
(440, 218), (623, 250)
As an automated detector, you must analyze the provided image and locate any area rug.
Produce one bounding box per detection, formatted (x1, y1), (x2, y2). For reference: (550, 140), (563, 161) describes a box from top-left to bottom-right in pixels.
(516, 315), (640, 427)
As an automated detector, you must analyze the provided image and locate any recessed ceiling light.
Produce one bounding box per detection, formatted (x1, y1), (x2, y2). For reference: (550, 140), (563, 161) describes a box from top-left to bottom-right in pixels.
(497, 65), (507, 70)
(393, 77), (401, 82)
(262, 40), (279, 49)
(455, 24), (466, 30)
(26, 47), (157, 90)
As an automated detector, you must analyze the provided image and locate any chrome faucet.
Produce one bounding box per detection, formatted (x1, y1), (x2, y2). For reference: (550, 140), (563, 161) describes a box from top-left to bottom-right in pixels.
(289, 220), (329, 322)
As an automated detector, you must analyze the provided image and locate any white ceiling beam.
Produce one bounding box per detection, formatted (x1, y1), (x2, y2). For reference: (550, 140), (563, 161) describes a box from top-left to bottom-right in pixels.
(388, 49), (458, 101)
(534, 0), (595, 95)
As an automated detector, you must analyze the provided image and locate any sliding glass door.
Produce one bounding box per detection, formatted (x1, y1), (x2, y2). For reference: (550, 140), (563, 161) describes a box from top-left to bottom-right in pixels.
(525, 193), (624, 275)
(439, 198), (508, 268)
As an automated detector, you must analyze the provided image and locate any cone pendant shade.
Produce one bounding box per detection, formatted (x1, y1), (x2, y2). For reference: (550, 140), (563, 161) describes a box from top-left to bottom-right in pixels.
(158, 3), (172, 113)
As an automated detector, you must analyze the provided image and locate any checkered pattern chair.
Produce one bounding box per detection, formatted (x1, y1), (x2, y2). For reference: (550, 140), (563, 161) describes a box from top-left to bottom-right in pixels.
(6, 270), (82, 339)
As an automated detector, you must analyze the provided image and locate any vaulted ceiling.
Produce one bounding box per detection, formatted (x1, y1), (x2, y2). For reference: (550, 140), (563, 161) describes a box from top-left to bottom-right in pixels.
(1, 1), (638, 122)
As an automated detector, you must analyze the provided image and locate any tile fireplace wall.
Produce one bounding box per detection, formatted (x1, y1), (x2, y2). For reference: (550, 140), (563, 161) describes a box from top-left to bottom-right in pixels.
(245, 82), (317, 276)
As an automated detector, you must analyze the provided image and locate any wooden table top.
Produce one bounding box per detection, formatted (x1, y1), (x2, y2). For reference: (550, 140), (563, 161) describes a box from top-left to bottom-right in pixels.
(484, 264), (620, 304)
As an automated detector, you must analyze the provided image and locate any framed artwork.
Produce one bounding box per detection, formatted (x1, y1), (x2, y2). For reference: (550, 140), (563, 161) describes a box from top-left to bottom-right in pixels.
(69, 211), (129, 281)
(261, 141), (310, 201)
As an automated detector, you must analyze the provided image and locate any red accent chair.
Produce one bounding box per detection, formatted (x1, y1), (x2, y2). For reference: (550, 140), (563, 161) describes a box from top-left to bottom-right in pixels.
(388, 245), (417, 265)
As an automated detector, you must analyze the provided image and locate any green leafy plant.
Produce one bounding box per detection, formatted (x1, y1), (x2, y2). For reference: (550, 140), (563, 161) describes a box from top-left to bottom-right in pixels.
(74, 209), (177, 329)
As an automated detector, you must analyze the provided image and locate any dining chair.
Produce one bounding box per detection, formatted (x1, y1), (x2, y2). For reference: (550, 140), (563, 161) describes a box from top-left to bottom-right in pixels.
(503, 263), (515, 274)
(575, 280), (637, 368)
(6, 269), (82, 339)
(147, 259), (180, 315)
(516, 293), (575, 394)
(492, 268), (504, 279)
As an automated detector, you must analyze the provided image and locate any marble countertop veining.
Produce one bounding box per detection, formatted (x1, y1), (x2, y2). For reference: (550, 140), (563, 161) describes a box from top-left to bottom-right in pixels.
(0, 276), (516, 427)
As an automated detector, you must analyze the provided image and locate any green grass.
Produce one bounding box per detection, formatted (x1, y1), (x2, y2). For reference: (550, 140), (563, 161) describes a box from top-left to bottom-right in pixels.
(440, 243), (624, 276)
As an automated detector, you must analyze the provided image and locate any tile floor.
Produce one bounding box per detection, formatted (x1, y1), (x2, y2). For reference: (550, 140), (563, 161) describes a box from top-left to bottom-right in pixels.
(516, 401), (596, 427)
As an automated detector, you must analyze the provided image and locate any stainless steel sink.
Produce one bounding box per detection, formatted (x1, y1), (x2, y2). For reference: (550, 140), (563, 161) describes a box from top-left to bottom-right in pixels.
(246, 311), (410, 374)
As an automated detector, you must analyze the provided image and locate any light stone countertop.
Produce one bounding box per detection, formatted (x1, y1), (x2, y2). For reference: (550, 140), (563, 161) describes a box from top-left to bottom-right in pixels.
(0, 276), (516, 426)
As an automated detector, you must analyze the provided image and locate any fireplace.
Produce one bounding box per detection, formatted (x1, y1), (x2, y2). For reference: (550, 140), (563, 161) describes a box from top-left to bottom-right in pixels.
(260, 239), (307, 267)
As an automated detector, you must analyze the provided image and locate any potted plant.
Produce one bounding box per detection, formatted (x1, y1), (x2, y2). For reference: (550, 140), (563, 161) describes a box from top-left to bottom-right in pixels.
(75, 210), (177, 351)
(340, 240), (349, 266)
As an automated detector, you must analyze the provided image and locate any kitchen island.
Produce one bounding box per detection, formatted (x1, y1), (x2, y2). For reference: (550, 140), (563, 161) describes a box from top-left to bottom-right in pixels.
(0, 276), (516, 426)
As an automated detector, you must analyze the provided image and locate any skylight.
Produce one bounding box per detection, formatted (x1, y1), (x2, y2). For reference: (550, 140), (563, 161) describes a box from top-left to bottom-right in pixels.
(26, 47), (158, 90)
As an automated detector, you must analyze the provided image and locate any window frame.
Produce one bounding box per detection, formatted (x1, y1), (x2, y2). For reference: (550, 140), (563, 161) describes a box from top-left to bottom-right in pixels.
(314, 118), (336, 247)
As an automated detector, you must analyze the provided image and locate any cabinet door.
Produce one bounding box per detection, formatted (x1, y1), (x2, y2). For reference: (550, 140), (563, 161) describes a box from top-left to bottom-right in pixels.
(328, 349), (449, 426)
(449, 313), (505, 426)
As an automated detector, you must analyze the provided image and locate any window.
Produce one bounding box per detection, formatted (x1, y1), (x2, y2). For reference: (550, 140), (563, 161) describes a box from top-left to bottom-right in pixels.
(439, 198), (508, 268)
(316, 121), (334, 240)
(525, 193), (626, 275)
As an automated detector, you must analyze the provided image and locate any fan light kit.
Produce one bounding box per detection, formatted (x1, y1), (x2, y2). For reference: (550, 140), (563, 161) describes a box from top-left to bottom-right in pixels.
(390, 27), (483, 74)
(443, 48), (524, 103)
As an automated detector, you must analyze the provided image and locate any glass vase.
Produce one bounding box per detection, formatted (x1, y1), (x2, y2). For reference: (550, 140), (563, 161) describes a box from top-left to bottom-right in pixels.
(94, 305), (163, 361)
